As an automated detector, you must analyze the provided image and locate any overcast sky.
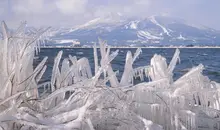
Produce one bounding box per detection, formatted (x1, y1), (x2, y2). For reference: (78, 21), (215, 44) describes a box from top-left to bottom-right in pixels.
(1, 0), (220, 29)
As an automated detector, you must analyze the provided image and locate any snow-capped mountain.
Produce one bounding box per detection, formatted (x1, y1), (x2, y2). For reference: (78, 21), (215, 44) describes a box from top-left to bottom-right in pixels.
(50, 15), (220, 46)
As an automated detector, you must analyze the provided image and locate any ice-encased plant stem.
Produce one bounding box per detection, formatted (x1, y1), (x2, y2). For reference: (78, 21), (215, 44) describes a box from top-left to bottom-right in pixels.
(1, 21), (220, 130)
(0, 21), (50, 129)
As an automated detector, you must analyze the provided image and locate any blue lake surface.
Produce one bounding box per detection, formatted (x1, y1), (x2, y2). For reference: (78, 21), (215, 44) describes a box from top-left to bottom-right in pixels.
(34, 48), (220, 83)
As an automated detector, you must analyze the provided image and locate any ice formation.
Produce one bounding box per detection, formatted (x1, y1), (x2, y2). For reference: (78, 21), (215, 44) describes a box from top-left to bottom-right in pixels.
(1, 21), (220, 130)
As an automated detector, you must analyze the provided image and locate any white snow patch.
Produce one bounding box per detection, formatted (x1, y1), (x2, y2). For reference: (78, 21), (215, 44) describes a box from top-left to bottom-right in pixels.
(125, 20), (140, 29)
(67, 16), (122, 34)
(137, 30), (163, 40)
(55, 39), (80, 45)
(177, 34), (186, 40)
(68, 18), (102, 32)
(150, 16), (171, 36)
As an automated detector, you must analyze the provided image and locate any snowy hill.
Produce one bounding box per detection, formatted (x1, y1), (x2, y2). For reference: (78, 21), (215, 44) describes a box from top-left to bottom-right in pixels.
(50, 15), (220, 47)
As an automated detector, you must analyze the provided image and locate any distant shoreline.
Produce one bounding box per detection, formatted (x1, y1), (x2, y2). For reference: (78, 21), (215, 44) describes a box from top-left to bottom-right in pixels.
(40, 46), (220, 49)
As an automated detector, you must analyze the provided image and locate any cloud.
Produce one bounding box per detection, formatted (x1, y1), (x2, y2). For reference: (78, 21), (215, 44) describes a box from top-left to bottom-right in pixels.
(0, 8), (5, 16)
(11, 0), (88, 16)
(55, 0), (88, 15)
(0, 0), (220, 29)
(12, 0), (45, 15)
(2, 0), (90, 27)
(0, 0), (8, 16)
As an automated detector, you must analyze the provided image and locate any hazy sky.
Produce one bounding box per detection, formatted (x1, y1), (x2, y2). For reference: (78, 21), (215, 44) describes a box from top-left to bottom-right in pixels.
(1, 0), (220, 29)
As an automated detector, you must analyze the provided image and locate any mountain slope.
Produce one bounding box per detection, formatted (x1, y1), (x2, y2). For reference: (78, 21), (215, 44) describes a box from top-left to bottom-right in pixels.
(51, 15), (220, 46)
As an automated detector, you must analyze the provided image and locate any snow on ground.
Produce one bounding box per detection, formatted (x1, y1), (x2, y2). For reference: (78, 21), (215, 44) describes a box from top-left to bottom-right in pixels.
(150, 16), (171, 36)
(137, 30), (163, 40)
(177, 34), (186, 40)
(68, 18), (102, 33)
(67, 14), (123, 34)
(125, 20), (140, 29)
(55, 39), (80, 44)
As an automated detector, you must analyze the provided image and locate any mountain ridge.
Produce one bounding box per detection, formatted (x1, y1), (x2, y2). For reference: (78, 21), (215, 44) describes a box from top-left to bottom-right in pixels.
(48, 15), (220, 47)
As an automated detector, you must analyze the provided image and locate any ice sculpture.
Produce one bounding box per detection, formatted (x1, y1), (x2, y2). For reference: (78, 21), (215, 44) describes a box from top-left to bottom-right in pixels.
(1, 21), (220, 130)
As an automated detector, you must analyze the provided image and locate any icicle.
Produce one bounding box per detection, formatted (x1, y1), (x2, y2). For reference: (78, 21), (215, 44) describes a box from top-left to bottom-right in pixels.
(108, 49), (119, 63)
(86, 118), (95, 130)
(93, 43), (99, 74)
(1, 21), (10, 39)
(77, 57), (92, 78)
(36, 65), (47, 83)
(148, 54), (170, 89)
(133, 66), (150, 81)
(120, 51), (133, 86)
(133, 48), (142, 63)
(1, 21), (9, 77)
(99, 38), (107, 57)
(99, 39), (119, 87)
(168, 48), (180, 74)
(59, 58), (70, 87)
(51, 51), (63, 92)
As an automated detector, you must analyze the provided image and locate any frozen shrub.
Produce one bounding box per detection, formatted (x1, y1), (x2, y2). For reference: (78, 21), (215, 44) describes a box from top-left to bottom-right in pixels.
(0, 21), (220, 130)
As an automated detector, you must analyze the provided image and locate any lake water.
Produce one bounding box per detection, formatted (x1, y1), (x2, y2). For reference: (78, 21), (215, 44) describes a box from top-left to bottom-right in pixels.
(34, 48), (220, 83)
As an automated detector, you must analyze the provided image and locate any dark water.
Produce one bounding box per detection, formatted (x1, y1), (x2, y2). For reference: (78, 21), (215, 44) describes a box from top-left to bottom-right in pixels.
(35, 48), (220, 83)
